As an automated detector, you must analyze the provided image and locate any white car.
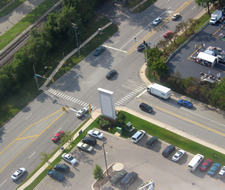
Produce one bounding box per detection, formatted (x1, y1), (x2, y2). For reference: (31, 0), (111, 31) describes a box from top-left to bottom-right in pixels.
(172, 13), (180, 20)
(88, 129), (104, 139)
(62, 153), (77, 165)
(172, 149), (186, 162)
(11, 168), (26, 181)
(131, 130), (145, 143)
(76, 107), (89, 119)
(218, 166), (225, 178)
(153, 17), (162, 25)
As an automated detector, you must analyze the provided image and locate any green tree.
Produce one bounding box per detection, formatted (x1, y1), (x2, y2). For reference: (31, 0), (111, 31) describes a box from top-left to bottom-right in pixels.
(40, 152), (50, 165)
(151, 60), (169, 77)
(60, 130), (72, 145)
(177, 21), (189, 36)
(188, 18), (200, 34)
(195, 0), (212, 15)
(93, 164), (104, 181)
(157, 40), (169, 52)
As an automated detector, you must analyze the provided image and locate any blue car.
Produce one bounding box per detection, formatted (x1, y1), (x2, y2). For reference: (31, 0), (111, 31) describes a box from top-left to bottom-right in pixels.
(177, 99), (193, 108)
(208, 163), (221, 176)
(93, 46), (105, 56)
(48, 169), (65, 181)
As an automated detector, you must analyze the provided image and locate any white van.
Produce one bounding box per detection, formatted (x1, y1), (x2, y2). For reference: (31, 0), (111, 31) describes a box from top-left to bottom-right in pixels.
(131, 130), (145, 143)
(187, 154), (204, 172)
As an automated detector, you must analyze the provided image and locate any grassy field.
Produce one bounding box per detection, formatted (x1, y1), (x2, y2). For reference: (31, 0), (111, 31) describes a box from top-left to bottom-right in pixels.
(0, 0), (26, 18)
(22, 111), (225, 189)
(0, 18), (118, 127)
(0, 0), (60, 50)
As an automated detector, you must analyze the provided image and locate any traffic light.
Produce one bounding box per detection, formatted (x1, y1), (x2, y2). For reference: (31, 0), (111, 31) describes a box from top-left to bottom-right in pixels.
(52, 77), (54, 83)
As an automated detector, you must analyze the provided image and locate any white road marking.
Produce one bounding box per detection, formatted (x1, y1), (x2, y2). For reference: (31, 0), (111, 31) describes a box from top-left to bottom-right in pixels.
(29, 151), (36, 159)
(94, 57), (99, 61)
(166, 0), (170, 3)
(150, 12), (154, 15)
(133, 25), (137, 29)
(56, 127), (62, 133)
(73, 74), (79, 79)
(0, 180), (7, 186)
(191, 6), (196, 10)
(114, 40), (119, 44)
(25, 113), (32, 120)
(69, 108), (77, 112)
(102, 45), (127, 53)
(136, 89), (147, 98)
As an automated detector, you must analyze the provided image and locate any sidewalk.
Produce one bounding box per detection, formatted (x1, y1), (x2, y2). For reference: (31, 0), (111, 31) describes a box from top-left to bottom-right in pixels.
(0, 0), (45, 36)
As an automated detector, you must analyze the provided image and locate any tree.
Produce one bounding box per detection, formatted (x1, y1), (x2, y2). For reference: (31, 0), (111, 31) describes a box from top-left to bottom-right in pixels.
(93, 164), (104, 181)
(157, 40), (169, 52)
(151, 60), (169, 77)
(177, 21), (189, 36)
(60, 130), (72, 145)
(188, 18), (200, 34)
(195, 0), (212, 15)
(40, 152), (50, 165)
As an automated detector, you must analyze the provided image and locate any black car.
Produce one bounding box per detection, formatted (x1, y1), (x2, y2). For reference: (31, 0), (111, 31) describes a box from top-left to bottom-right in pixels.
(137, 43), (146, 52)
(146, 136), (158, 148)
(54, 164), (70, 173)
(93, 46), (105, 56)
(162, 145), (175, 158)
(139, 102), (153, 113)
(48, 169), (65, 181)
(82, 136), (97, 146)
(106, 70), (117, 79)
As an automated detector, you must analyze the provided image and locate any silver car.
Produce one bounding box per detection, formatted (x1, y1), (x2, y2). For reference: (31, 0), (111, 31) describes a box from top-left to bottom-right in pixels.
(11, 168), (26, 181)
(153, 17), (162, 25)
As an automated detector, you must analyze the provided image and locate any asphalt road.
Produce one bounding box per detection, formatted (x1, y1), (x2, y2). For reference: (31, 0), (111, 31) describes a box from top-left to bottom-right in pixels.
(35, 132), (225, 190)
(0, 0), (211, 189)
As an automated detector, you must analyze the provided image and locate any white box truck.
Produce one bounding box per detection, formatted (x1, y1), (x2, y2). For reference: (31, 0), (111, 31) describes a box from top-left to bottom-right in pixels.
(147, 83), (171, 99)
(209, 10), (222, 24)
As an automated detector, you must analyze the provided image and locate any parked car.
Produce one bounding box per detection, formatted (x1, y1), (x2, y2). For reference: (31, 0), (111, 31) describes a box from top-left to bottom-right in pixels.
(62, 153), (77, 165)
(153, 17), (162, 25)
(208, 163), (221, 176)
(218, 166), (225, 178)
(82, 136), (97, 146)
(52, 131), (65, 142)
(139, 102), (153, 113)
(48, 169), (65, 181)
(137, 43), (147, 52)
(162, 145), (175, 158)
(172, 13), (180, 20)
(106, 70), (117, 79)
(177, 99), (193, 108)
(119, 172), (138, 189)
(11, 168), (26, 181)
(88, 129), (104, 139)
(172, 149), (186, 162)
(93, 46), (105, 56)
(110, 169), (127, 186)
(76, 107), (89, 119)
(146, 136), (158, 148)
(163, 31), (172, 38)
(77, 142), (94, 152)
(131, 130), (145, 143)
(54, 163), (70, 173)
(200, 159), (213, 171)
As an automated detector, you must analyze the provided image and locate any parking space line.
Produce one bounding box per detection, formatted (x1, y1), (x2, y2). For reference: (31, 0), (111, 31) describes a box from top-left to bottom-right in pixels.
(155, 184), (161, 189)
(42, 182), (58, 190)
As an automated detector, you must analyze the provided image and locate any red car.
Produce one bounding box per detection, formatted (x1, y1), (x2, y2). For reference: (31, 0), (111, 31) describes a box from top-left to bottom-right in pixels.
(52, 131), (65, 142)
(163, 31), (172, 38)
(200, 159), (213, 171)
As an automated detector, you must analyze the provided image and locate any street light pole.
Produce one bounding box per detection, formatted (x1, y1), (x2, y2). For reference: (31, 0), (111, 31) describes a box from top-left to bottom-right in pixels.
(102, 141), (109, 176)
(71, 23), (80, 57)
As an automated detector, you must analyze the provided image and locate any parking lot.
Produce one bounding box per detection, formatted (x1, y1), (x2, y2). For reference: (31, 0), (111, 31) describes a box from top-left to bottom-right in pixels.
(34, 131), (225, 190)
(168, 22), (225, 79)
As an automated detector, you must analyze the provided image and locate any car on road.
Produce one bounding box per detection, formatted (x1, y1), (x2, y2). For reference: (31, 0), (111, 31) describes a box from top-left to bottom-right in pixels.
(131, 130), (145, 143)
(54, 163), (70, 173)
(217, 54), (225, 63)
(172, 149), (186, 162)
(139, 102), (153, 113)
(11, 168), (26, 181)
(106, 70), (117, 79)
(52, 131), (65, 142)
(208, 163), (221, 176)
(172, 13), (180, 20)
(163, 31), (172, 38)
(93, 46), (105, 56)
(136, 43), (147, 52)
(218, 166), (225, 178)
(76, 107), (89, 119)
(82, 136), (97, 146)
(153, 17), (162, 25)
(200, 159), (213, 171)
(48, 169), (65, 181)
(162, 145), (175, 158)
(62, 153), (77, 165)
(177, 99), (193, 108)
(77, 141), (94, 152)
(88, 129), (104, 139)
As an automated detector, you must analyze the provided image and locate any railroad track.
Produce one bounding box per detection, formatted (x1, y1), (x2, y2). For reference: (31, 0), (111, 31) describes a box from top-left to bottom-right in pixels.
(0, 3), (62, 68)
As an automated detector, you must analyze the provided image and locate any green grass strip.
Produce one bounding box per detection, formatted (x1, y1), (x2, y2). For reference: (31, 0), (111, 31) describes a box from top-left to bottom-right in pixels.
(0, 0), (60, 50)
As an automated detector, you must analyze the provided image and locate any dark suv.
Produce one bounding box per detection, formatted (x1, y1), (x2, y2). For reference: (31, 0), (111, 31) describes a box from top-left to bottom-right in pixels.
(139, 103), (153, 113)
(82, 136), (97, 146)
(54, 163), (70, 173)
(146, 136), (158, 148)
(162, 145), (175, 158)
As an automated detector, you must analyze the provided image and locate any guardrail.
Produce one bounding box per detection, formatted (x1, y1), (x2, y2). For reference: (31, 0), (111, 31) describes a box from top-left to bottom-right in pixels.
(165, 19), (210, 64)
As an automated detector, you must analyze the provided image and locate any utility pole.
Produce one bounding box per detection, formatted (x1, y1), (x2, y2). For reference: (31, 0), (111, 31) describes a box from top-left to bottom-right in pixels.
(102, 141), (109, 176)
(71, 23), (80, 57)
(33, 65), (39, 90)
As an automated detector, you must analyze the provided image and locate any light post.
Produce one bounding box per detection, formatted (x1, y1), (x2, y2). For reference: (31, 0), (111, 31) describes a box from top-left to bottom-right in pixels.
(144, 42), (155, 77)
(102, 141), (109, 177)
(71, 23), (80, 57)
